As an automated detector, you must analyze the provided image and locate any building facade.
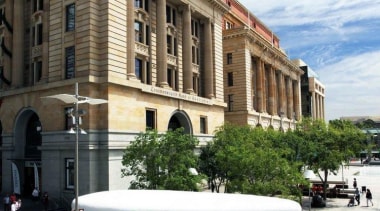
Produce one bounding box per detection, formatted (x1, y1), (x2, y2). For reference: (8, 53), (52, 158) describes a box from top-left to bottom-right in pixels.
(222, 0), (303, 130)
(294, 59), (325, 120)
(0, 0), (228, 204)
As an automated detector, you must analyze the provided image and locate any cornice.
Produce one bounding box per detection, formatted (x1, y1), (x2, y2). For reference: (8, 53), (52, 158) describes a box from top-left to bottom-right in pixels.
(208, 0), (230, 14)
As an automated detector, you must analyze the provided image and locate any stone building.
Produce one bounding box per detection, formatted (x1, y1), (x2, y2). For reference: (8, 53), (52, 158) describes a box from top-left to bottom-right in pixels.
(0, 0), (228, 204)
(293, 59), (325, 120)
(222, 0), (303, 130)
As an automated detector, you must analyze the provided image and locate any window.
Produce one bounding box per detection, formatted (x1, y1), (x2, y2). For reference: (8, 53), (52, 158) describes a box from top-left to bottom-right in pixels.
(33, 0), (43, 13)
(193, 73), (199, 94)
(167, 35), (172, 54)
(166, 5), (176, 26)
(227, 72), (233, 86)
(65, 46), (75, 79)
(225, 20), (234, 29)
(66, 3), (75, 32)
(191, 19), (199, 38)
(135, 58), (142, 80)
(146, 109), (156, 130)
(135, 0), (149, 11)
(200, 116), (207, 134)
(32, 60), (42, 84)
(228, 94), (234, 112)
(167, 68), (178, 91)
(135, 21), (143, 43)
(227, 53), (232, 64)
(32, 23), (43, 47)
(135, 58), (151, 84)
(65, 158), (74, 189)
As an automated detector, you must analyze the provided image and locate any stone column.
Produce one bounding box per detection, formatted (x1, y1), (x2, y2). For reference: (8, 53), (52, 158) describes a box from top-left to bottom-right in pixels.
(156, 0), (168, 87)
(127, 0), (136, 79)
(267, 65), (275, 115)
(287, 77), (293, 119)
(3, 0), (13, 87)
(41, 0), (49, 82)
(293, 80), (301, 120)
(203, 18), (214, 98)
(322, 96), (325, 120)
(182, 5), (193, 94)
(12, 0), (24, 87)
(311, 92), (316, 119)
(256, 59), (263, 112)
(279, 73), (286, 116)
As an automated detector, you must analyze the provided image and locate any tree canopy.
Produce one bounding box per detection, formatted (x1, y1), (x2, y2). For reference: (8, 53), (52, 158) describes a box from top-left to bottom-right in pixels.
(121, 128), (202, 191)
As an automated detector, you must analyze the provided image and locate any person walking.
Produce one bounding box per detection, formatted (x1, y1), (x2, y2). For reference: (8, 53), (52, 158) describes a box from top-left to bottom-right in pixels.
(3, 193), (10, 211)
(354, 187), (360, 205)
(366, 189), (373, 206)
(353, 178), (357, 188)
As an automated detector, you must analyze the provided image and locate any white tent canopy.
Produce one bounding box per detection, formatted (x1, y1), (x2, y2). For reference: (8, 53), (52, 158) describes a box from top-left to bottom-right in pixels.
(72, 190), (301, 211)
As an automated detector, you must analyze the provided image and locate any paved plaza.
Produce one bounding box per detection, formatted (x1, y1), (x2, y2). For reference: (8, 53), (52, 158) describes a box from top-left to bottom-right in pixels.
(302, 163), (380, 211)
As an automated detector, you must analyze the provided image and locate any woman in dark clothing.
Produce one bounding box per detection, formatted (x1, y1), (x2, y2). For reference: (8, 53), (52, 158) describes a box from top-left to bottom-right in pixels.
(366, 189), (373, 207)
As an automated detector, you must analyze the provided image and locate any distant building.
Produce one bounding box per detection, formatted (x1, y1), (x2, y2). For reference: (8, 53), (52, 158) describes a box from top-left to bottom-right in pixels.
(340, 116), (380, 128)
(293, 59), (325, 120)
(222, 0), (303, 130)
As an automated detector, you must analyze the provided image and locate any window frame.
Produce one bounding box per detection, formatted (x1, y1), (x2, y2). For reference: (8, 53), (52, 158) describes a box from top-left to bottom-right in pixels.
(227, 53), (233, 64)
(66, 3), (75, 32)
(65, 46), (75, 79)
(146, 109), (156, 130)
(227, 72), (234, 87)
(65, 158), (75, 190)
(200, 116), (207, 134)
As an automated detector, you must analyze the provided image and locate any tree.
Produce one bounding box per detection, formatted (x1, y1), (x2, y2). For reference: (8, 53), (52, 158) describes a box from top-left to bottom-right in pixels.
(199, 123), (305, 201)
(295, 118), (365, 200)
(121, 128), (202, 191)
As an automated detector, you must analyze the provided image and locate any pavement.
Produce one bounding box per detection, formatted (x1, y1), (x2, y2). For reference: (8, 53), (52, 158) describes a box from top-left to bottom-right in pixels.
(301, 162), (380, 211)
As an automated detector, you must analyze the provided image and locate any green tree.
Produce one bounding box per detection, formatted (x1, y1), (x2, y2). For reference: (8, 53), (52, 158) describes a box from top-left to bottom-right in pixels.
(199, 123), (305, 201)
(121, 128), (202, 191)
(295, 118), (365, 200)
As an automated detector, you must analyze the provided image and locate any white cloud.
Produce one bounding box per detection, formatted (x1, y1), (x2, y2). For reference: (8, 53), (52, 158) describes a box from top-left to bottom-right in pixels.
(238, 0), (380, 120)
(318, 51), (380, 120)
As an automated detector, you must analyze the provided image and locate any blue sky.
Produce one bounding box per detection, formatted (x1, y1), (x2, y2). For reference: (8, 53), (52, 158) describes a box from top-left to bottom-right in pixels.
(238, 0), (380, 121)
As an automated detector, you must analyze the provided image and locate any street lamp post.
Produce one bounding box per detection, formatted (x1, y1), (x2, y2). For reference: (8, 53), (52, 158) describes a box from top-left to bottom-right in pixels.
(42, 83), (107, 211)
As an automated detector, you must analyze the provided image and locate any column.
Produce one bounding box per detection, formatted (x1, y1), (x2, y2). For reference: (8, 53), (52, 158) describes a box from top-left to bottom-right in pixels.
(12, 0), (24, 86)
(3, 0), (13, 87)
(311, 92), (316, 119)
(322, 96), (325, 120)
(256, 59), (263, 112)
(41, 0), (49, 82)
(267, 66), (275, 115)
(182, 5), (193, 94)
(204, 18), (214, 98)
(280, 73), (286, 116)
(293, 80), (301, 120)
(287, 77), (293, 119)
(127, 0), (136, 79)
(156, 0), (168, 87)
(272, 68), (278, 115)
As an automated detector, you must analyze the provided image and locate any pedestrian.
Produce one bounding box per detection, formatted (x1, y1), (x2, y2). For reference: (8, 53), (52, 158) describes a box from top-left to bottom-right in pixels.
(9, 193), (16, 204)
(366, 189), (373, 206)
(32, 187), (39, 201)
(353, 178), (357, 188)
(42, 192), (49, 211)
(354, 187), (360, 205)
(3, 193), (10, 211)
(10, 200), (20, 211)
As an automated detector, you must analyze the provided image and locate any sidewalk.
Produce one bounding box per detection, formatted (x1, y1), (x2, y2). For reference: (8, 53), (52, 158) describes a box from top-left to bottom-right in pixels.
(301, 164), (380, 210)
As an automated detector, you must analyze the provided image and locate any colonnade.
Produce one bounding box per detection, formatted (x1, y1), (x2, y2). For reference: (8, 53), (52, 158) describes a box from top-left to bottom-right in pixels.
(252, 57), (301, 120)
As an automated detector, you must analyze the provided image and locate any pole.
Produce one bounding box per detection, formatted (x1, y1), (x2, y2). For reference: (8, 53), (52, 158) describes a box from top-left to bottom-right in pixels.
(308, 187), (311, 211)
(74, 82), (79, 211)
